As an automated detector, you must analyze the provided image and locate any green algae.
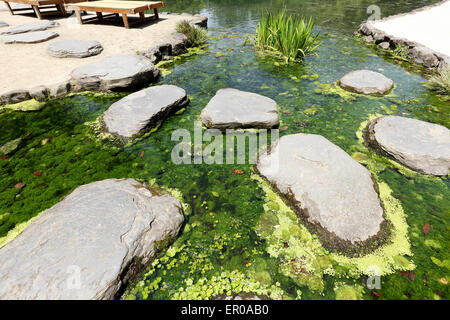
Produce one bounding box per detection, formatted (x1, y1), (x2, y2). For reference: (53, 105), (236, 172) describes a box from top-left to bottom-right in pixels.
(1, 99), (45, 112)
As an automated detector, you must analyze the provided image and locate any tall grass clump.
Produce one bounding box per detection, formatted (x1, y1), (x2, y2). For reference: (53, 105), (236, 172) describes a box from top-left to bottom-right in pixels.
(425, 66), (450, 95)
(256, 10), (321, 62)
(176, 20), (208, 47)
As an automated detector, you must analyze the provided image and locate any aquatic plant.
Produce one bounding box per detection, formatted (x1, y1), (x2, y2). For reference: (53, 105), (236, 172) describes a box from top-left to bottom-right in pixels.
(176, 20), (208, 47)
(425, 66), (450, 95)
(255, 10), (321, 62)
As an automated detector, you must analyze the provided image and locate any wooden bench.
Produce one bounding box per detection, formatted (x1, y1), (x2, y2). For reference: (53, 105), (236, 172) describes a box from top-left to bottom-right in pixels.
(66, 1), (164, 29)
(2, 0), (84, 19)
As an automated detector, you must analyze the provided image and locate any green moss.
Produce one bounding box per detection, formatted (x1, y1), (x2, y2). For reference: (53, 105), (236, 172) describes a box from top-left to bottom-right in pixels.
(334, 283), (363, 300)
(1, 99), (45, 112)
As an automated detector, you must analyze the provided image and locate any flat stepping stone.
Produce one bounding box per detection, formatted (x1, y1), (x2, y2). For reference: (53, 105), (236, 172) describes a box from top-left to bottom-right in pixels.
(339, 70), (394, 95)
(47, 40), (103, 58)
(256, 133), (384, 244)
(367, 116), (450, 176)
(0, 21), (8, 28)
(103, 85), (188, 140)
(70, 55), (160, 91)
(3, 31), (58, 44)
(1, 20), (59, 35)
(0, 178), (184, 299)
(201, 88), (279, 129)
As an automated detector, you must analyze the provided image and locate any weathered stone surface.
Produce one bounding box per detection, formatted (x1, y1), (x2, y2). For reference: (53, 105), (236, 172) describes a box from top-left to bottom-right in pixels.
(0, 89), (31, 104)
(0, 138), (22, 155)
(0, 178), (184, 299)
(169, 32), (188, 55)
(358, 23), (375, 36)
(367, 116), (450, 176)
(191, 15), (208, 28)
(70, 55), (160, 91)
(29, 86), (49, 102)
(3, 31), (58, 44)
(201, 88), (279, 129)
(339, 70), (394, 95)
(363, 35), (373, 43)
(140, 47), (162, 64)
(438, 56), (450, 74)
(378, 41), (390, 50)
(103, 85), (188, 140)
(1, 20), (59, 35)
(48, 81), (71, 98)
(256, 133), (384, 243)
(372, 31), (386, 43)
(47, 40), (103, 58)
(0, 21), (8, 28)
(407, 46), (439, 68)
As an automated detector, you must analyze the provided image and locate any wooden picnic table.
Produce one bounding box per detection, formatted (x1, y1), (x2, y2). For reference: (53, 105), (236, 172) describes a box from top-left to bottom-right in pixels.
(66, 1), (165, 28)
(2, 0), (84, 19)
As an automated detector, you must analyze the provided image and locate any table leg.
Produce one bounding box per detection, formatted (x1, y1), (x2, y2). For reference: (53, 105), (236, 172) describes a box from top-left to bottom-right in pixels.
(74, 9), (83, 24)
(96, 12), (103, 20)
(58, 4), (67, 16)
(122, 14), (130, 28)
(154, 7), (159, 19)
(139, 11), (145, 22)
(4, 2), (14, 15)
(32, 5), (43, 19)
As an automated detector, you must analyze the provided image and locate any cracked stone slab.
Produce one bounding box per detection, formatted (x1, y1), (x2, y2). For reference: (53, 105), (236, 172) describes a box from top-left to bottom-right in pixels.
(3, 31), (59, 44)
(47, 40), (103, 58)
(339, 70), (394, 95)
(103, 85), (188, 140)
(1, 20), (59, 35)
(256, 133), (384, 244)
(201, 88), (279, 129)
(70, 55), (160, 91)
(0, 178), (184, 300)
(368, 116), (450, 176)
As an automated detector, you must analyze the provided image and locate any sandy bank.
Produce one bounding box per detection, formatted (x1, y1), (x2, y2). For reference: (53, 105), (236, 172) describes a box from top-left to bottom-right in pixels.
(0, 10), (192, 95)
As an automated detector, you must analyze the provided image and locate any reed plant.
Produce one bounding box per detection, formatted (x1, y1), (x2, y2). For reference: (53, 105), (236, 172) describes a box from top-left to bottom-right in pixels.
(256, 10), (321, 62)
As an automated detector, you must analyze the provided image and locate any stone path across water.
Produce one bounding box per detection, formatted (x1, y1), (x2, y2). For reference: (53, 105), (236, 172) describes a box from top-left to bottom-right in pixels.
(367, 116), (450, 176)
(0, 178), (184, 300)
(201, 88), (279, 129)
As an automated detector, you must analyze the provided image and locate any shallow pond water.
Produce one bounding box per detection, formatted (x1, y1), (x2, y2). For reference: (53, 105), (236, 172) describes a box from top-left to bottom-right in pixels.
(0, 0), (449, 300)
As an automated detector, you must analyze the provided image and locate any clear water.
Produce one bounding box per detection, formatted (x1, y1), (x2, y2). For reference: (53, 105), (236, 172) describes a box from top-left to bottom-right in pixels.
(0, 0), (448, 300)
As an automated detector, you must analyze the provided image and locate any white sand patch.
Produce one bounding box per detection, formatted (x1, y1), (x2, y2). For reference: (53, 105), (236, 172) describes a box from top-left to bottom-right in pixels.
(370, 0), (450, 57)
(0, 11), (190, 94)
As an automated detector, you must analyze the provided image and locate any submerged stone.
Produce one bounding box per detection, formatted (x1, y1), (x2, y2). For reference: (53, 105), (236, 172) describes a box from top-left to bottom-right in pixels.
(200, 88), (279, 129)
(1, 20), (59, 35)
(256, 133), (384, 244)
(0, 178), (184, 299)
(3, 30), (58, 44)
(70, 55), (160, 91)
(367, 116), (450, 176)
(0, 138), (22, 155)
(339, 70), (394, 95)
(47, 40), (103, 58)
(103, 85), (188, 140)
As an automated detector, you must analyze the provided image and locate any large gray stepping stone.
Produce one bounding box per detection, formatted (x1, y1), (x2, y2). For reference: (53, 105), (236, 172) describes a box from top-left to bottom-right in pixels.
(339, 70), (394, 95)
(70, 55), (160, 91)
(0, 178), (184, 300)
(200, 88), (279, 129)
(103, 85), (188, 140)
(3, 31), (58, 44)
(256, 133), (384, 244)
(367, 116), (450, 176)
(47, 40), (103, 58)
(0, 21), (8, 28)
(1, 20), (59, 35)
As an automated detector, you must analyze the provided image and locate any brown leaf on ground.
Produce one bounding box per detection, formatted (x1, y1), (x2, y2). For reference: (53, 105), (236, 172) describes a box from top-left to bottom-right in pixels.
(33, 171), (42, 176)
(280, 126), (289, 131)
(139, 151), (145, 158)
(0, 155), (8, 159)
(371, 290), (383, 298)
(232, 169), (244, 175)
(423, 222), (430, 235)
